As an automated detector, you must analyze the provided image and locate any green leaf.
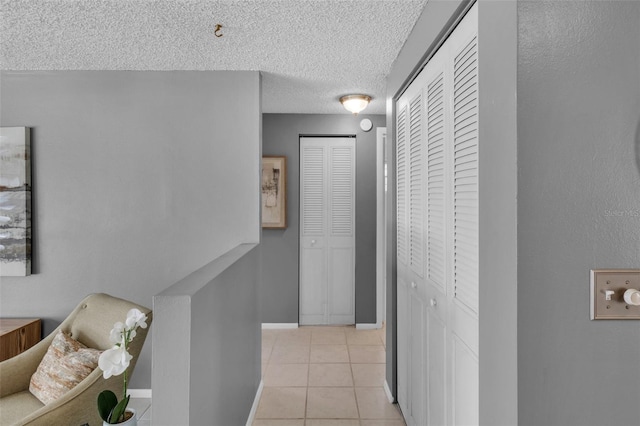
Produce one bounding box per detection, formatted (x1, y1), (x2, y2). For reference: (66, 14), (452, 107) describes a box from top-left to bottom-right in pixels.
(108, 394), (130, 424)
(97, 390), (118, 422)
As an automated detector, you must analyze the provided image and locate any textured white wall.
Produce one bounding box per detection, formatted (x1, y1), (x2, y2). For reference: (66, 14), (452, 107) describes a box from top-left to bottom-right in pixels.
(0, 1), (427, 115)
(0, 71), (261, 388)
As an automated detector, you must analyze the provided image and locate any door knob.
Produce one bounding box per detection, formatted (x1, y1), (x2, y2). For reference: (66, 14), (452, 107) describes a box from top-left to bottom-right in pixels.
(411, 282), (417, 289)
(311, 240), (316, 245)
(430, 298), (437, 307)
(623, 289), (640, 306)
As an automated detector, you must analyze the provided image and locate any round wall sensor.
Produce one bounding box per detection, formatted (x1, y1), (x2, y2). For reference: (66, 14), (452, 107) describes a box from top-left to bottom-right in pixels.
(360, 118), (373, 132)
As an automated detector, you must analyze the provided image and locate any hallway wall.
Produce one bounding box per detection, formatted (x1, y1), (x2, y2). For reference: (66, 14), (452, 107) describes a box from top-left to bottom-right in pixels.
(0, 71), (261, 388)
(517, 2), (640, 425)
(261, 113), (385, 325)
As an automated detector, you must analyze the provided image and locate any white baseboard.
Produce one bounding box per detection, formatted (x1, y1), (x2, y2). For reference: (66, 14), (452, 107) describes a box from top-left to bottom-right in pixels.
(262, 323), (299, 329)
(245, 380), (264, 426)
(128, 389), (152, 398)
(356, 323), (381, 330)
(383, 380), (394, 403)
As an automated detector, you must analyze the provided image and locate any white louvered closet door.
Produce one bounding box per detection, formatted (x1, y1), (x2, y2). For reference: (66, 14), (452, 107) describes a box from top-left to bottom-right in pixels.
(396, 3), (478, 426)
(300, 137), (355, 325)
(397, 70), (429, 426)
(424, 42), (449, 426)
(449, 6), (479, 424)
(396, 103), (410, 418)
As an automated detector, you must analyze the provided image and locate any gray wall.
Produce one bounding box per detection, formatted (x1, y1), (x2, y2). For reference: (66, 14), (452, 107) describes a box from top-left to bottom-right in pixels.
(153, 244), (260, 426)
(477, 2), (518, 424)
(518, 2), (640, 425)
(0, 71), (261, 388)
(261, 113), (385, 324)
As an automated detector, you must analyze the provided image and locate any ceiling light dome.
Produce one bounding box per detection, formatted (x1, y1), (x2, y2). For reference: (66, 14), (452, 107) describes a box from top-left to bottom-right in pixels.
(340, 94), (372, 115)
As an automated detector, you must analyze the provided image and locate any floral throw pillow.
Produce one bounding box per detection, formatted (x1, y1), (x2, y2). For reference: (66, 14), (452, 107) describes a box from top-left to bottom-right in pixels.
(29, 330), (102, 405)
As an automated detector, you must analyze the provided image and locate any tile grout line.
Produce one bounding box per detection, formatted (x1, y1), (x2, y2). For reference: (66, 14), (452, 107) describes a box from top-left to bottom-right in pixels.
(255, 326), (399, 425)
(346, 328), (363, 422)
(350, 347), (362, 422)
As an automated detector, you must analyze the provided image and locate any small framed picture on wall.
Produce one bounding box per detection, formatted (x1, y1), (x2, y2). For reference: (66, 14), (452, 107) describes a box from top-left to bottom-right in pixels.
(261, 156), (287, 229)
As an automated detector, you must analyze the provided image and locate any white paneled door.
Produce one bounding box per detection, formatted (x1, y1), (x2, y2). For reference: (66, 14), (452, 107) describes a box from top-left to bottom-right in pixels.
(300, 137), (356, 325)
(396, 3), (478, 426)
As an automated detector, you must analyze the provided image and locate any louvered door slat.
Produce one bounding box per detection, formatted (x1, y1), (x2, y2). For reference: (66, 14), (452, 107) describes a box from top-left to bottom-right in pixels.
(426, 72), (446, 291)
(330, 146), (354, 236)
(454, 129), (478, 144)
(302, 146), (325, 235)
(409, 93), (424, 277)
(397, 106), (408, 265)
(454, 143), (478, 157)
(453, 35), (479, 314)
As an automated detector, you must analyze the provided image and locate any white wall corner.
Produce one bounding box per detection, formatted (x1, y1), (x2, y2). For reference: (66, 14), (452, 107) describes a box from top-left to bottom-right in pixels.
(261, 323), (299, 329)
(383, 380), (394, 403)
(245, 380), (264, 426)
(356, 323), (380, 330)
(128, 389), (152, 398)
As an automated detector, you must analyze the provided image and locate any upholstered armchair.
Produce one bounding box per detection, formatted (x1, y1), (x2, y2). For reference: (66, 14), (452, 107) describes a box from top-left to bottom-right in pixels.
(0, 293), (152, 426)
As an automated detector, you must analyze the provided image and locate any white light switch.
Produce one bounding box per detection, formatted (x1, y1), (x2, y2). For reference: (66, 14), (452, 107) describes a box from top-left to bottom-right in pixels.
(591, 269), (640, 320)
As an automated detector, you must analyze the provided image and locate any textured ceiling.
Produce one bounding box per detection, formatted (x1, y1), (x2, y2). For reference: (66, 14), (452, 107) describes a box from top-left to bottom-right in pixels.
(1, 0), (427, 114)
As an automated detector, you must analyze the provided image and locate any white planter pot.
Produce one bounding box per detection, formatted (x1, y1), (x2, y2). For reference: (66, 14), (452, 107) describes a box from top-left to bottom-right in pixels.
(103, 409), (136, 426)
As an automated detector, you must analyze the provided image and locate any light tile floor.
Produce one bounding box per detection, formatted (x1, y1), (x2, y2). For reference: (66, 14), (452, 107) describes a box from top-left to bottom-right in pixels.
(254, 325), (405, 426)
(129, 325), (405, 426)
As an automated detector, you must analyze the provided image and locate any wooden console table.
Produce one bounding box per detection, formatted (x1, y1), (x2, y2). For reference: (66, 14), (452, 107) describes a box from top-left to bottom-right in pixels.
(0, 318), (41, 362)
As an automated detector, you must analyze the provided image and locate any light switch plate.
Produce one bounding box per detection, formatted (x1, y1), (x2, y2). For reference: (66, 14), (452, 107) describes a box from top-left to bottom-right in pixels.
(590, 269), (640, 320)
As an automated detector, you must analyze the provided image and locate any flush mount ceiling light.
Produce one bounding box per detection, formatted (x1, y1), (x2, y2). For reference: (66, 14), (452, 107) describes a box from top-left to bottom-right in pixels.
(340, 94), (372, 115)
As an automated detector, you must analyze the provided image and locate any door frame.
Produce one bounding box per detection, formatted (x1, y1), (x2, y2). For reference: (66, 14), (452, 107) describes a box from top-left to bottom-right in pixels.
(376, 127), (387, 328)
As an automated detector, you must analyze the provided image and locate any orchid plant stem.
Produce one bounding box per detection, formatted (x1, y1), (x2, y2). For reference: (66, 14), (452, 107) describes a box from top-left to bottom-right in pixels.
(122, 371), (127, 410)
(122, 329), (130, 419)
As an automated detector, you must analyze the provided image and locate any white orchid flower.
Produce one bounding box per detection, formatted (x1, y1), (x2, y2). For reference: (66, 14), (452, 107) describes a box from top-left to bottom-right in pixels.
(98, 346), (133, 379)
(125, 309), (147, 330)
(97, 308), (150, 423)
(109, 322), (125, 345)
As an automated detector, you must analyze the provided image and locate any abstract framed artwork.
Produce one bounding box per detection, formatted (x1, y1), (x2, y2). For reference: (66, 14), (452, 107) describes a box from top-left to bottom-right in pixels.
(261, 156), (287, 229)
(0, 127), (32, 276)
